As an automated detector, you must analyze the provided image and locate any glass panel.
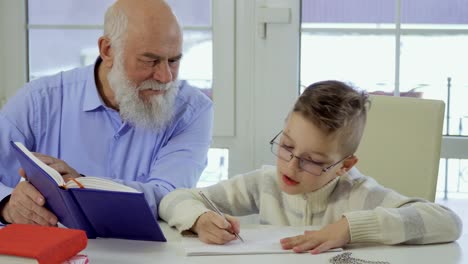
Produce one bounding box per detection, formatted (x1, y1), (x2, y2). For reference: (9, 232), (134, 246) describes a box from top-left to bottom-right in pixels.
(167, 0), (211, 26)
(28, 0), (211, 26)
(180, 30), (213, 98)
(401, 0), (468, 24)
(300, 34), (394, 93)
(399, 36), (468, 136)
(198, 148), (228, 187)
(436, 159), (468, 199)
(28, 29), (213, 96)
(400, 0), (468, 136)
(28, 29), (101, 80)
(301, 1), (395, 93)
(28, 2), (213, 98)
(28, 0), (114, 25)
(302, 0), (394, 24)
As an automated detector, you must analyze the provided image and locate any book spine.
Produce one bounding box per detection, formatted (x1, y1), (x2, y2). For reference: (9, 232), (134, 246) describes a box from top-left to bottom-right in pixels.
(59, 188), (97, 238)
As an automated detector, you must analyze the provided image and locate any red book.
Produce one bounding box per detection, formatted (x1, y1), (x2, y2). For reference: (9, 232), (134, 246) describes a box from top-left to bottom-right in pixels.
(0, 224), (87, 264)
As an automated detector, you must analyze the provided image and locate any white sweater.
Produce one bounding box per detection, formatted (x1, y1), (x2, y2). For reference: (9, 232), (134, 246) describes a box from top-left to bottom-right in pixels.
(159, 165), (462, 244)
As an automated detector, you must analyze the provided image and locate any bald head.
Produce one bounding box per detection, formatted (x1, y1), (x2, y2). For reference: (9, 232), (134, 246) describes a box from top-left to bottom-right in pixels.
(115, 0), (181, 39)
(104, 0), (182, 50)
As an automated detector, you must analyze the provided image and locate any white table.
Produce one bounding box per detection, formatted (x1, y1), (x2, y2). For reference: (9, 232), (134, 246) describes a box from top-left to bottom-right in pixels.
(83, 223), (468, 264)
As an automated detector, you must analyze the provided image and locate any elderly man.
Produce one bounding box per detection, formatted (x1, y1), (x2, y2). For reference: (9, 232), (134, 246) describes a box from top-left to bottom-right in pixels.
(0, 0), (212, 226)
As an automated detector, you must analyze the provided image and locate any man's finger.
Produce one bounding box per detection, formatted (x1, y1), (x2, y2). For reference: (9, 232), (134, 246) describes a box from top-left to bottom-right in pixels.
(18, 168), (27, 179)
(20, 182), (45, 206)
(33, 153), (56, 165)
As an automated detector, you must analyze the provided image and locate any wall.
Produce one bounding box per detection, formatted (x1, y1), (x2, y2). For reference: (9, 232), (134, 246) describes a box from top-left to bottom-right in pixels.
(0, 0), (27, 107)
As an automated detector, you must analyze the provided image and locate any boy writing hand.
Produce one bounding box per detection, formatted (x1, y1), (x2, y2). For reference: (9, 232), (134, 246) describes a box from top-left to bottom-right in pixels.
(192, 211), (241, 244)
(159, 80), (462, 253)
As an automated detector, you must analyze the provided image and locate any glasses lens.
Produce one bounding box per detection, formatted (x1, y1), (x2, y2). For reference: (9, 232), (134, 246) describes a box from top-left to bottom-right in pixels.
(300, 160), (323, 176)
(271, 143), (291, 161)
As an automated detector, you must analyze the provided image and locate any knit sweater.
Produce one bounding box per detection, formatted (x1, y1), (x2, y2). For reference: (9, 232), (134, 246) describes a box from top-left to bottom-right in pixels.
(159, 165), (462, 244)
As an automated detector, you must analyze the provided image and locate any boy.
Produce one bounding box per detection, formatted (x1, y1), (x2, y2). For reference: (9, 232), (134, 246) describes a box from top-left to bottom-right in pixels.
(159, 80), (462, 254)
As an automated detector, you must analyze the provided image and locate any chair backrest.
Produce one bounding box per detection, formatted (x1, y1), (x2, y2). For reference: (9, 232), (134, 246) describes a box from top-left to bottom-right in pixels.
(355, 95), (445, 202)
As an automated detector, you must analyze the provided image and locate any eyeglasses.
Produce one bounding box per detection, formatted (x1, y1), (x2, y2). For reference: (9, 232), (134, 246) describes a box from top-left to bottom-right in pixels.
(269, 131), (350, 176)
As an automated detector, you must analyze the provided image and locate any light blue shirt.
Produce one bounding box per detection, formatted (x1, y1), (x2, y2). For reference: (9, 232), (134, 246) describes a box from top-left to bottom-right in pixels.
(0, 61), (213, 216)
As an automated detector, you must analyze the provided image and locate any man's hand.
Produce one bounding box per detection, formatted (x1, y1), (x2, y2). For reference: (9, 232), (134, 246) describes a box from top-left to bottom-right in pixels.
(191, 211), (241, 244)
(33, 153), (81, 181)
(1, 175), (57, 226)
(280, 217), (351, 254)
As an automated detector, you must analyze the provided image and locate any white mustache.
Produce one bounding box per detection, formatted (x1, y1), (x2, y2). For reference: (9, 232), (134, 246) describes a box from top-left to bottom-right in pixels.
(137, 80), (173, 91)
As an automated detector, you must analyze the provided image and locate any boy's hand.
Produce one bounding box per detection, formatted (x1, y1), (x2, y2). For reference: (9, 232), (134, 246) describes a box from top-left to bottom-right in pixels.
(280, 217), (350, 254)
(191, 211), (241, 244)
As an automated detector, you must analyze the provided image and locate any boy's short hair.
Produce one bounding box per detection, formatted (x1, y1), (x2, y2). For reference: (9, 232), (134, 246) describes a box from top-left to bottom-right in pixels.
(293, 80), (370, 156)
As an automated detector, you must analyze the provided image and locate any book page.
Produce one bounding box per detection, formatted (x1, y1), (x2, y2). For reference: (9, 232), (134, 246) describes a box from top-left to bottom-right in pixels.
(0, 254), (88, 264)
(66, 177), (140, 193)
(0, 254), (38, 264)
(13, 142), (138, 193)
(182, 225), (343, 256)
(13, 142), (64, 186)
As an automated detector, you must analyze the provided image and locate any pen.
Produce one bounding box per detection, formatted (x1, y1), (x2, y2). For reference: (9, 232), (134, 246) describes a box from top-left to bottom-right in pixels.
(198, 191), (245, 242)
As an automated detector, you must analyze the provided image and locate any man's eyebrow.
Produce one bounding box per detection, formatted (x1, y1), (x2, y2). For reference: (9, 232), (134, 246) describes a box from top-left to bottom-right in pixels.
(141, 52), (183, 61)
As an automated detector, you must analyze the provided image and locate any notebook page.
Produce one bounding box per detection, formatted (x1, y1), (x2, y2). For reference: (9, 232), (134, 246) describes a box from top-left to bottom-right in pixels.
(182, 225), (343, 256)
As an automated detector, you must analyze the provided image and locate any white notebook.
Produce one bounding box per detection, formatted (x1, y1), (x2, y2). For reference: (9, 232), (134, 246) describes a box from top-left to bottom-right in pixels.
(182, 225), (343, 256)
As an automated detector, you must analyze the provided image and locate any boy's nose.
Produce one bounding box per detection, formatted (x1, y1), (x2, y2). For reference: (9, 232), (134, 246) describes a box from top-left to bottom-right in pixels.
(287, 155), (301, 171)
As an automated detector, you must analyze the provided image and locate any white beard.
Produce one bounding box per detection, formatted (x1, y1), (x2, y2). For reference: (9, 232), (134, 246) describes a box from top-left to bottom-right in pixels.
(106, 57), (179, 131)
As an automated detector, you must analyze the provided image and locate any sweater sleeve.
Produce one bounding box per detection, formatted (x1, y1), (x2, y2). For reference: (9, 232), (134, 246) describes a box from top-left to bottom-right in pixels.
(158, 167), (264, 232)
(343, 175), (463, 245)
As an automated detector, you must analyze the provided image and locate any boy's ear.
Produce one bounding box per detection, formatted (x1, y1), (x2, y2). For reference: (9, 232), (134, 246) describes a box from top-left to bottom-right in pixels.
(336, 155), (358, 176)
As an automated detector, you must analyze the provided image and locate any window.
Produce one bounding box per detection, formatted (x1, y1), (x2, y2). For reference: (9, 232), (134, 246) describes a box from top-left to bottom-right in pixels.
(28, 0), (213, 93)
(197, 148), (228, 187)
(300, 0), (468, 198)
(26, 0), (233, 185)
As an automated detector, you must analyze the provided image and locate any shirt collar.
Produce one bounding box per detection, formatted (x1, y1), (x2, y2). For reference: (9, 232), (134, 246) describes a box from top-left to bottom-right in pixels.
(83, 57), (106, 112)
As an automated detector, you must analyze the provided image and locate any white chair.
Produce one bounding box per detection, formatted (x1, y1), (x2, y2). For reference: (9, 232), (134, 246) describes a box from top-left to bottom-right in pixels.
(355, 95), (445, 202)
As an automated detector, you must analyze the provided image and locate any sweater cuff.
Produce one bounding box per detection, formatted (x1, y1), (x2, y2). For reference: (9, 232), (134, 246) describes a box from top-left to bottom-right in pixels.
(344, 210), (381, 243)
(177, 207), (211, 233)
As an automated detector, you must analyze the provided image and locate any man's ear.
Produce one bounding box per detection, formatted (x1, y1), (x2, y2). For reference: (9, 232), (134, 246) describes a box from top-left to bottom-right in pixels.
(336, 155), (358, 176)
(98, 36), (114, 68)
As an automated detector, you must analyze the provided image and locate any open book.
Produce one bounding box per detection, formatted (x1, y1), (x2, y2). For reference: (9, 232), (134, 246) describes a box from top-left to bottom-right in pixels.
(13, 142), (138, 193)
(182, 225), (343, 256)
(10, 141), (166, 242)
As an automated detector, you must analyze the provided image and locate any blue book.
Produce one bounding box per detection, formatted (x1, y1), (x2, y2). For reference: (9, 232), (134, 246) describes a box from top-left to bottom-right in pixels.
(10, 141), (166, 242)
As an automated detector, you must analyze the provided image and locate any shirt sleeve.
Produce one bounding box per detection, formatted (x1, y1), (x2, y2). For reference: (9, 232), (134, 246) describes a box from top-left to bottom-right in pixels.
(159, 168), (264, 232)
(121, 97), (214, 215)
(0, 86), (37, 201)
(343, 176), (463, 245)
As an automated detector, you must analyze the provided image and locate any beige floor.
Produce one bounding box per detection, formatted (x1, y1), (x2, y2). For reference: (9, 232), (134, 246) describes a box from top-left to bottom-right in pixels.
(436, 198), (468, 235)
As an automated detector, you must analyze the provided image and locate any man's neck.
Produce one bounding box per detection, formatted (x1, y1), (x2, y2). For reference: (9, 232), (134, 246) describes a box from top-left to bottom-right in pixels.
(95, 61), (119, 110)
